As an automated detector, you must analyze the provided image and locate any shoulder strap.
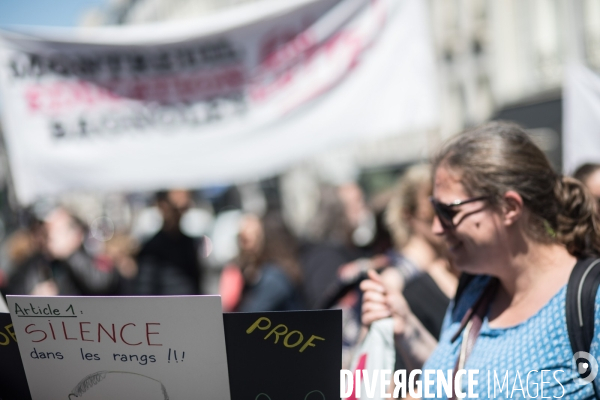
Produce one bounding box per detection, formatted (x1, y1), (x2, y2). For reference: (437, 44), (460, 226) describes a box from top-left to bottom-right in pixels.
(566, 257), (600, 398)
(566, 258), (600, 355)
(452, 273), (475, 310)
(450, 278), (498, 400)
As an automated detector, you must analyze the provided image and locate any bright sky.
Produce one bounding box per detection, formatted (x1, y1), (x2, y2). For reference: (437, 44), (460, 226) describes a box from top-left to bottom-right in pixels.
(0, 0), (108, 27)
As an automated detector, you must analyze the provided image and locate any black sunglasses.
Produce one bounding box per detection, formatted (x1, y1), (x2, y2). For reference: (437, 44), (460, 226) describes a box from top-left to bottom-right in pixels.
(429, 196), (490, 228)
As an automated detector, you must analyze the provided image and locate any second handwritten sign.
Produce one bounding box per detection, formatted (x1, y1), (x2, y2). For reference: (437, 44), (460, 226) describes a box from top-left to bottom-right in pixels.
(224, 310), (341, 400)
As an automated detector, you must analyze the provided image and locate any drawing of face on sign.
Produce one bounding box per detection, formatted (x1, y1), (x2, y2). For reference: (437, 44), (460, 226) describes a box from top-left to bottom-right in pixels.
(255, 390), (325, 400)
(67, 371), (169, 400)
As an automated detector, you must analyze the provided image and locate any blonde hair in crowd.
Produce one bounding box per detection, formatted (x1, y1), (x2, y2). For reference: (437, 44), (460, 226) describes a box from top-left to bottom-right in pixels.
(385, 164), (432, 250)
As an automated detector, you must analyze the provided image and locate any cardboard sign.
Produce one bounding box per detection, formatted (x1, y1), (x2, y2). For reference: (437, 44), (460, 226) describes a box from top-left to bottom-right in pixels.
(0, 313), (32, 400)
(7, 296), (231, 400)
(223, 310), (341, 400)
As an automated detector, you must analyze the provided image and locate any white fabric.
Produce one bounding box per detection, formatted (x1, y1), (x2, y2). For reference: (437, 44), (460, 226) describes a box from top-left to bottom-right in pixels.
(348, 318), (396, 400)
(0, 0), (438, 204)
(563, 63), (600, 174)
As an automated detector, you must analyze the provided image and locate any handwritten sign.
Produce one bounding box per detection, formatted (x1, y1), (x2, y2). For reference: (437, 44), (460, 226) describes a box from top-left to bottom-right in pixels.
(7, 296), (231, 400)
(223, 310), (341, 400)
(0, 312), (32, 400)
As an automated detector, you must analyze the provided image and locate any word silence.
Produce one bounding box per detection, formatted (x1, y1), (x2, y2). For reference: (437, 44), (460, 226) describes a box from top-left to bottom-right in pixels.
(22, 320), (162, 346)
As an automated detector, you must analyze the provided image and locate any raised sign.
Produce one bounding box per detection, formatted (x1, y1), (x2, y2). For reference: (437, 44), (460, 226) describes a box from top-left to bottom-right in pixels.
(0, 312), (32, 400)
(7, 295), (231, 400)
(223, 310), (341, 400)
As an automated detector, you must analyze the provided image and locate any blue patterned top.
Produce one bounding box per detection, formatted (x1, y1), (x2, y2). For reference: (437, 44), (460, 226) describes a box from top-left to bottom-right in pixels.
(422, 275), (600, 399)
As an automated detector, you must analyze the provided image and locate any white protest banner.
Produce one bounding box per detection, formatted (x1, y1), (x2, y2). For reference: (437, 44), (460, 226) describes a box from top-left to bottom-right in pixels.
(0, 0), (437, 204)
(7, 296), (230, 400)
(563, 63), (600, 173)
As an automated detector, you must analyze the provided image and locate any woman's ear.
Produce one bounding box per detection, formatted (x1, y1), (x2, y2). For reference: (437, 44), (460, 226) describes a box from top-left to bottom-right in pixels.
(502, 190), (524, 226)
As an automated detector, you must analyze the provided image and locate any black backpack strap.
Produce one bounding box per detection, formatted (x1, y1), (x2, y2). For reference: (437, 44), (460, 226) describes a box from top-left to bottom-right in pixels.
(454, 273), (475, 306)
(566, 257), (600, 398)
(566, 258), (600, 354)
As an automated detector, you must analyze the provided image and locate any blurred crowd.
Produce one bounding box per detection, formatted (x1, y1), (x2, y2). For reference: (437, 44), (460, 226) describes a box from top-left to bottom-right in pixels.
(0, 158), (599, 368)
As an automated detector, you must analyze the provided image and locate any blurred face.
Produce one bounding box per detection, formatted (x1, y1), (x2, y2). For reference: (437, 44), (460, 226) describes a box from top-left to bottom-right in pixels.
(338, 183), (366, 229)
(158, 190), (191, 228)
(238, 215), (263, 256)
(431, 166), (506, 275)
(44, 208), (84, 259)
(167, 190), (192, 212)
(411, 183), (444, 249)
(584, 169), (600, 200)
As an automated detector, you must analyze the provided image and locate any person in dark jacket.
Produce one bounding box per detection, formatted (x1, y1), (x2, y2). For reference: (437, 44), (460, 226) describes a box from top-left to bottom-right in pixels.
(135, 190), (203, 295)
(7, 207), (117, 296)
(220, 211), (304, 312)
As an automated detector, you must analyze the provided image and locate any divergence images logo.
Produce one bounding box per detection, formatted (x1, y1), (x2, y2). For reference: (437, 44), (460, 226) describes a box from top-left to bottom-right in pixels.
(573, 351), (599, 385)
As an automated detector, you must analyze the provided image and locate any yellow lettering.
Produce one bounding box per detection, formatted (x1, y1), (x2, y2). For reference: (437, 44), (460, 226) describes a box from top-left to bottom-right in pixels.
(299, 335), (325, 353)
(5, 324), (16, 342)
(264, 324), (288, 344)
(283, 330), (304, 348)
(246, 317), (271, 334)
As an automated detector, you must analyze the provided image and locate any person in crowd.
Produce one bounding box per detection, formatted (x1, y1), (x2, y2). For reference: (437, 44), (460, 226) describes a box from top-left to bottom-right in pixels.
(104, 233), (139, 295)
(1, 212), (46, 293)
(574, 162), (600, 200)
(341, 164), (457, 375)
(298, 183), (387, 367)
(4, 212), (49, 295)
(300, 183), (368, 309)
(339, 165), (457, 302)
(378, 164), (458, 375)
(383, 164), (457, 327)
(361, 121), (600, 397)
(135, 190), (203, 295)
(220, 211), (303, 312)
(7, 207), (117, 296)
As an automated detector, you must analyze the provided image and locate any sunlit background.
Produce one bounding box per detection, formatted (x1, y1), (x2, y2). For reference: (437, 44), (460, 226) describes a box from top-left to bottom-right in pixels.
(0, 0), (598, 295)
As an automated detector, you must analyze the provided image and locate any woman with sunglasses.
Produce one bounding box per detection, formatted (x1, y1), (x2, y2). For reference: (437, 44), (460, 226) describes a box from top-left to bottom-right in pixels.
(361, 121), (600, 398)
